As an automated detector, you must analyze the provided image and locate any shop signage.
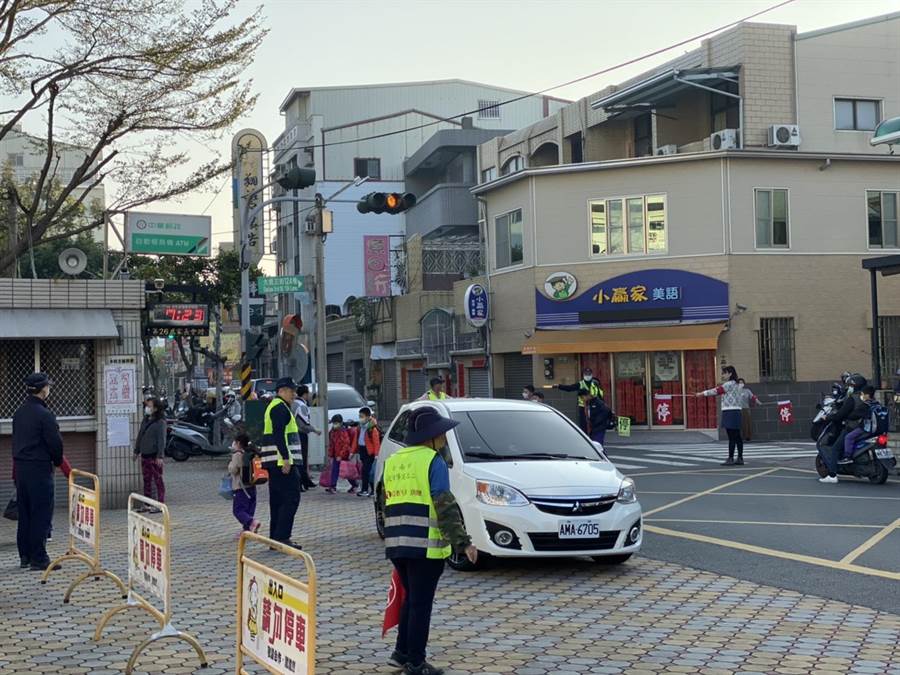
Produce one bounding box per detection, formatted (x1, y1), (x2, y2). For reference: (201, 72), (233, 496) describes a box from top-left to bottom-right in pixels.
(778, 400), (794, 424)
(654, 395), (674, 425)
(535, 269), (728, 328)
(464, 283), (489, 328)
(232, 128), (267, 265)
(364, 235), (391, 297)
(543, 272), (577, 301)
(126, 211), (211, 256)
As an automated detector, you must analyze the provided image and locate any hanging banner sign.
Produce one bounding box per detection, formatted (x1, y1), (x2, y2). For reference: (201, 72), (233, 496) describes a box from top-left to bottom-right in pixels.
(69, 484), (97, 547)
(241, 557), (312, 674)
(464, 283), (489, 328)
(364, 235), (391, 297)
(128, 510), (168, 606)
(232, 128), (268, 266)
(104, 363), (137, 415)
(617, 416), (632, 437)
(654, 394), (674, 426)
(778, 400), (794, 425)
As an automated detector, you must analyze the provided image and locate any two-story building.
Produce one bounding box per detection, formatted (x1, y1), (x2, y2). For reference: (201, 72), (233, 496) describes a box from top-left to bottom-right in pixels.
(467, 13), (900, 439)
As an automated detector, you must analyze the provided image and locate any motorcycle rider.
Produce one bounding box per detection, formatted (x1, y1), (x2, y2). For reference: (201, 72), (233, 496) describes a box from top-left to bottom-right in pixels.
(819, 373), (867, 483)
(838, 385), (877, 465)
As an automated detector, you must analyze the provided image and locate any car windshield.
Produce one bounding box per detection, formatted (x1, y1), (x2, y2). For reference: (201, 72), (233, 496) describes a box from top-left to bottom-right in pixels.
(329, 388), (366, 409)
(255, 380), (276, 393)
(451, 409), (602, 462)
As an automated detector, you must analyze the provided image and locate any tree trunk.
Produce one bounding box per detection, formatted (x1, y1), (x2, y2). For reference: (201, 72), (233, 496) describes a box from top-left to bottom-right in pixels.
(142, 337), (160, 391)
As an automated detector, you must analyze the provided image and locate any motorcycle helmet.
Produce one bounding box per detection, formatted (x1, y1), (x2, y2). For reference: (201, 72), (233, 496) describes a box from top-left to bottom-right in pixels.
(840, 371), (852, 384)
(846, 373), (867, 390)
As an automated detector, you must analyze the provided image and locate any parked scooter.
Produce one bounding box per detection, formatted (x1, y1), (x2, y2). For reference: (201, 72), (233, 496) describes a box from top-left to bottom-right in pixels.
(166, 407), (233, 462)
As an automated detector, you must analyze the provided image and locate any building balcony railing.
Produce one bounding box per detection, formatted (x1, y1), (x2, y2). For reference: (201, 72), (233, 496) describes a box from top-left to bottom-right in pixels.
(405, 184), (478, 239)
(396, 338), (422, 358)
(395, 331), (486, 363)
(452, 331), (485, 353)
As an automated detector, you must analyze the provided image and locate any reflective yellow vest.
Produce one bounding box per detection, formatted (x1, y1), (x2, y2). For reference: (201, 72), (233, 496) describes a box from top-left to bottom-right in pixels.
(427, 390), (448, 401)
(577, 380), (603, 408)
(261, 398), (302, 467)
(383, 446), (451, 560)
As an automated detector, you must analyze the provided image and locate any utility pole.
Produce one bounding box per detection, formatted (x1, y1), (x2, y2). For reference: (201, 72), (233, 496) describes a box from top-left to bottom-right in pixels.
(311, 193), (328, 425)
(4, 184), (17, 278)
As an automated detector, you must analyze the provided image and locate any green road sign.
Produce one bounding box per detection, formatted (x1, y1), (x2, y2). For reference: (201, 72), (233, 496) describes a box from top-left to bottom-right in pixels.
(257, 275), (306, 295)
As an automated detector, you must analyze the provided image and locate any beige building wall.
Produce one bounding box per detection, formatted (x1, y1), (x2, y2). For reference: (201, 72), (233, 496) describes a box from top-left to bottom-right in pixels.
(796, 13), (900, 154)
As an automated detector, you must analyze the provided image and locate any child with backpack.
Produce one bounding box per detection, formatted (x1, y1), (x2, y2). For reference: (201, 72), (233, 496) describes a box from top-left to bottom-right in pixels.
(325, 414), (358, 494)
(228, 433), (263, 534)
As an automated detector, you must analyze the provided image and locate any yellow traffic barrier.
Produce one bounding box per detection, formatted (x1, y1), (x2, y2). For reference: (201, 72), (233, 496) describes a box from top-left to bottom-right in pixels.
(236, 532), (317, 675)
(41, 468), (127, 603)
(94, 494), (208, 674)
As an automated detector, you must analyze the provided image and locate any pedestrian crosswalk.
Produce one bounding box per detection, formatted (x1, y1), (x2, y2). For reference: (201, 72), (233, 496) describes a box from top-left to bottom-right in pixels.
(604, 442), (818, 471)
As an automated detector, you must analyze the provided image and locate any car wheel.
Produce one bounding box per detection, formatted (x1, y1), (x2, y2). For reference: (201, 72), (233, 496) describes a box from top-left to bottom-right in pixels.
(374, 485), (386, 540)
(869, 462), (889, 485)
(814, 455), (829, 478)
(168, 441), (190, 462)
(591, 554), (633, 565)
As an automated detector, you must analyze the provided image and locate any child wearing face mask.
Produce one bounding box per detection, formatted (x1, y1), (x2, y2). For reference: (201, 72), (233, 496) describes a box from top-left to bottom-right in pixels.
(326, 414), (358, 494)
(351, 407), (381, 497)
(228, 433), (261, 536)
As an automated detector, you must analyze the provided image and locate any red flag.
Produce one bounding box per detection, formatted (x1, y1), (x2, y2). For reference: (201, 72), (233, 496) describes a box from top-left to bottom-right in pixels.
(382, 568), (406, 638)
(777, 400), (793, 425)
(654, 395), (674, 426)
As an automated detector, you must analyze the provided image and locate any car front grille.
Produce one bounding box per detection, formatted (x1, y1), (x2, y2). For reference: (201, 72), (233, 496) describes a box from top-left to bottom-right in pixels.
(530, 495), (617, 517)
(528, 530), (621, 552)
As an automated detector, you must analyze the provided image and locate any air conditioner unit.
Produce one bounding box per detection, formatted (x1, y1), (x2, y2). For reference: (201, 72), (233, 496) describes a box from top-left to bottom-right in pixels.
(768, 124), (801, 148)
(656, 144), (678, 156)
(711, 129), (740, 150)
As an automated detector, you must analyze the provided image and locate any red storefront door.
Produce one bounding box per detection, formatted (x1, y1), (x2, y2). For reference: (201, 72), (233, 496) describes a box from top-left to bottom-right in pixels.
(685, 350), (718, 429)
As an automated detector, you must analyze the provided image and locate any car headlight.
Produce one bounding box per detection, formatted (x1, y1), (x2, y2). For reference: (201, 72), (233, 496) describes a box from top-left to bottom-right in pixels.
(617, 477), (637, 504)
(475, 481), (529, 507)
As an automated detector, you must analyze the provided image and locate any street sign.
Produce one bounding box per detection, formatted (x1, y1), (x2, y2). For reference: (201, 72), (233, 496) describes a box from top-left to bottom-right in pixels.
(258, 276), (306, 295)
(232, 129), (267, 265)
(125, 211), (211, 256)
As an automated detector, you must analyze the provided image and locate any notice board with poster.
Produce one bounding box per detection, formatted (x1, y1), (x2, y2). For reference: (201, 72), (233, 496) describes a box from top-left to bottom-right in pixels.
(104, 361), (137, 415)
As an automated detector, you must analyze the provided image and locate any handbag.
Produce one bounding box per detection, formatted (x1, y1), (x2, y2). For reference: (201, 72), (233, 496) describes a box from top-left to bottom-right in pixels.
(218, 474), (234, 500)
(3, 497), (17, 521)
(339, 459), (361, 481)
(319, 459), (335, 488)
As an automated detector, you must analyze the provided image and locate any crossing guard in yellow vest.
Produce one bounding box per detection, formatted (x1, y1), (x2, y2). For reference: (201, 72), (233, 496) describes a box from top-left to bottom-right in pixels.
(383, 406), (476, 675)
(555, 367), (604, 433)
(260, 377), (303, 549)
(418, 376), (449, 402)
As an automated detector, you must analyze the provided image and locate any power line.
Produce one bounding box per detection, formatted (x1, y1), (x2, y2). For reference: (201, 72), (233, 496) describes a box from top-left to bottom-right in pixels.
(264, 0), (796, 157)
(201, 177), (229, 215)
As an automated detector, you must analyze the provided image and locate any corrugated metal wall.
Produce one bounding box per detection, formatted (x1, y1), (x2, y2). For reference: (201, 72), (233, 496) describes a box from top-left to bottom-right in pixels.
(468, 368), (491, 398)
(503, 354), (533, 400)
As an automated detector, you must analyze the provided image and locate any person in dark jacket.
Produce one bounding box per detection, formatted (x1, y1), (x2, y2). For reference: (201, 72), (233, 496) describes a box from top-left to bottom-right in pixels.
(820, 374), (867, 483)
(580, 390), (613, 446)
(133, 396), (167, 510)
(260, 377), (303, 549)
(554, 368), (604, 433)
(13, 373), (64, 571)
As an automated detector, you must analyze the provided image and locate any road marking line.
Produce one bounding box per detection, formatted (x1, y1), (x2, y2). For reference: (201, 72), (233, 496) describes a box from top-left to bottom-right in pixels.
(642, 468), (779, 517)
(629, 467), (760, 477)
(777, 466), (821, 475)
(645, 454), (724, 464)
(641, 491), (900, 500)
(608, 455), (694, 466)
(644, 524), (900, 581)
(840, 517), (900, 564)
(609, 462), (644, 469)
(645, 518), (885, 529)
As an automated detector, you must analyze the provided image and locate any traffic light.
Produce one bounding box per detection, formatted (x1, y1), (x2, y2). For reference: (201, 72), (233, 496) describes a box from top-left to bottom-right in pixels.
(274, 164), (316, 191)
(543, 358), (555, 380)
(356, 192), (417, 215)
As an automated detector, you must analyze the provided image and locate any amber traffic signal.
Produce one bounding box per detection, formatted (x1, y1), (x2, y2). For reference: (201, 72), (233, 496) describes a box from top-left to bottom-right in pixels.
(357, 192), (416, 215)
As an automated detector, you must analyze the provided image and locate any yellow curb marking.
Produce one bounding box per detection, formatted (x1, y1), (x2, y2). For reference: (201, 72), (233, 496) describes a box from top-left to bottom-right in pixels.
(840, 517), (900, 564)
(646, 518), (886, 529)
(642, 468), (779, 517)
(644, 524), (900, 581)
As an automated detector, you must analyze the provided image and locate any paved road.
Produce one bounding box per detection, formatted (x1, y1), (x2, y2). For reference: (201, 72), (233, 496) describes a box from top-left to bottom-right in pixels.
(604, 440), (819, 472)
(1, 458), (899, 674)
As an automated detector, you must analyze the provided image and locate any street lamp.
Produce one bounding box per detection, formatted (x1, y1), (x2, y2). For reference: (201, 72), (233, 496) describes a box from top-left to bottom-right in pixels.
(871, 115), (900, 153)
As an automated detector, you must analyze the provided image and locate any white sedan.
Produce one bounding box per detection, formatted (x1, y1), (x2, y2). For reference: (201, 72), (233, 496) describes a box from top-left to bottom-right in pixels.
(374, 399), (642, 571)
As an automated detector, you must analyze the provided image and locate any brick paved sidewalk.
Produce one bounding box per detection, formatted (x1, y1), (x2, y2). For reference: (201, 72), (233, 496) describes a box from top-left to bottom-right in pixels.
(1, 459), (899, 674)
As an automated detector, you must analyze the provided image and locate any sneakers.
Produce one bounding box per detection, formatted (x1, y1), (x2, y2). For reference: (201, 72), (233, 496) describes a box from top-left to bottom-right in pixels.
(405, 662), (444, 675)
(721, 458), (735, 466)
(819, 475), (839, 484)
(734, 458), (745, 466)
(837, 457), (854, 465)
(387, 650), (408, 668)
(357, 490), (370, 497)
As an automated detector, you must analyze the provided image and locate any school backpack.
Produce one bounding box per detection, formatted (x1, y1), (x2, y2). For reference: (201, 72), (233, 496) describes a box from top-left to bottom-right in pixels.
(241, 448), (269, 486)
(869, 403), (890, 435)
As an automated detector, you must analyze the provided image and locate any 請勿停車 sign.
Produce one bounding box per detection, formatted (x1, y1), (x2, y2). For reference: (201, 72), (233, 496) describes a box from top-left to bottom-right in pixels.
(125, 211), (211, 257)
(69, 484), (97, 547)
(128, 509), (168, 607)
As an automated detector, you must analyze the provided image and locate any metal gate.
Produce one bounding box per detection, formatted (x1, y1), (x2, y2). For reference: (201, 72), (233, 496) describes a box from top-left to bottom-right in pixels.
(326, 352), (344, 382)
(468, 368), (491, 398)
(408, 370), (428, 401)
(503, 353), (533, 399)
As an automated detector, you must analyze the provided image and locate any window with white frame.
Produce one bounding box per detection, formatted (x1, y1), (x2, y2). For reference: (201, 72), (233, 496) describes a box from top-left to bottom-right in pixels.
(7, 153), (23, 167)
(481, 166), (497, 183)
(353, 157), (381, 179)
(755, 188), (790, 248)
(590, 194), (666, 256)
(500, 155), (524, 176)
(835, 98), (881, 131)
(495, 208), (523, 269)
(867, 191), (899, 248)
(478, 100), (501, 119)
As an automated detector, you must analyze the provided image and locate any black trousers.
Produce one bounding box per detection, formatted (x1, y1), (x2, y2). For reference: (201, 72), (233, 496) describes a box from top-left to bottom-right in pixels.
(392, 557), (445, 666)
(299, 433), (312, 484)
(15, 460), (54, 566)
(267, 465), (301, 543)
(726, 428), (744, 459)
(359, 448), (375, 493)
(576, 406), (588, 433)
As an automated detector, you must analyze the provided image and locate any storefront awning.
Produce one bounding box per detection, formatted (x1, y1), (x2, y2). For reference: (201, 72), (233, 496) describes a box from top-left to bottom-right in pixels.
(0, 309), (119, 339)
(522, 323), (725, 355)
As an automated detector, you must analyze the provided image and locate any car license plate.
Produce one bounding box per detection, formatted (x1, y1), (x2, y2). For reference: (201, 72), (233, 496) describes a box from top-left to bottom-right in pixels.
(875, 448), (894, 459)
(558, 520), (601, 539)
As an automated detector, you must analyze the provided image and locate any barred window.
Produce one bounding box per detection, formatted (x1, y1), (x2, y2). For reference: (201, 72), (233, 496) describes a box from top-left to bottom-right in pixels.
(477, 100), (500, 119)
(421, 309), (454, 367)
(0, 340), (36, 418)
(758, 318), (795, 382)
(878, 316), (900, 383)
(0, 339), (95, 419)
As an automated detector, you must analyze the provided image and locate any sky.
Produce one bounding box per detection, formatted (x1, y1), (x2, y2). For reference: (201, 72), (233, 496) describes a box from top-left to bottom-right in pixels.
(141, 0), (900, 257)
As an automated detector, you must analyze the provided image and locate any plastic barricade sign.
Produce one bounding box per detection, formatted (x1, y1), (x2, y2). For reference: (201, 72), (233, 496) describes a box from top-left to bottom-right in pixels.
(237, 532), (317, 675)
(617, 416), (632, 437)
(70, 484), (97, 547)
(128, 508), (168, 607)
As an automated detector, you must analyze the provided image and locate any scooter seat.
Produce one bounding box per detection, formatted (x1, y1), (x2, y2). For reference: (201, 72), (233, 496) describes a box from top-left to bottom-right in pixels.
(173, 421), (209, 434)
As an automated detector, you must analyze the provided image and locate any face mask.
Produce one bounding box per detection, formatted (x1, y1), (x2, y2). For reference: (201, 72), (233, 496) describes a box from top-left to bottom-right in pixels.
(144, 406), (152, 416)
(358, 418), (367, 425)
(583, 375), (592, 382)
(332, 423), (341, 429)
